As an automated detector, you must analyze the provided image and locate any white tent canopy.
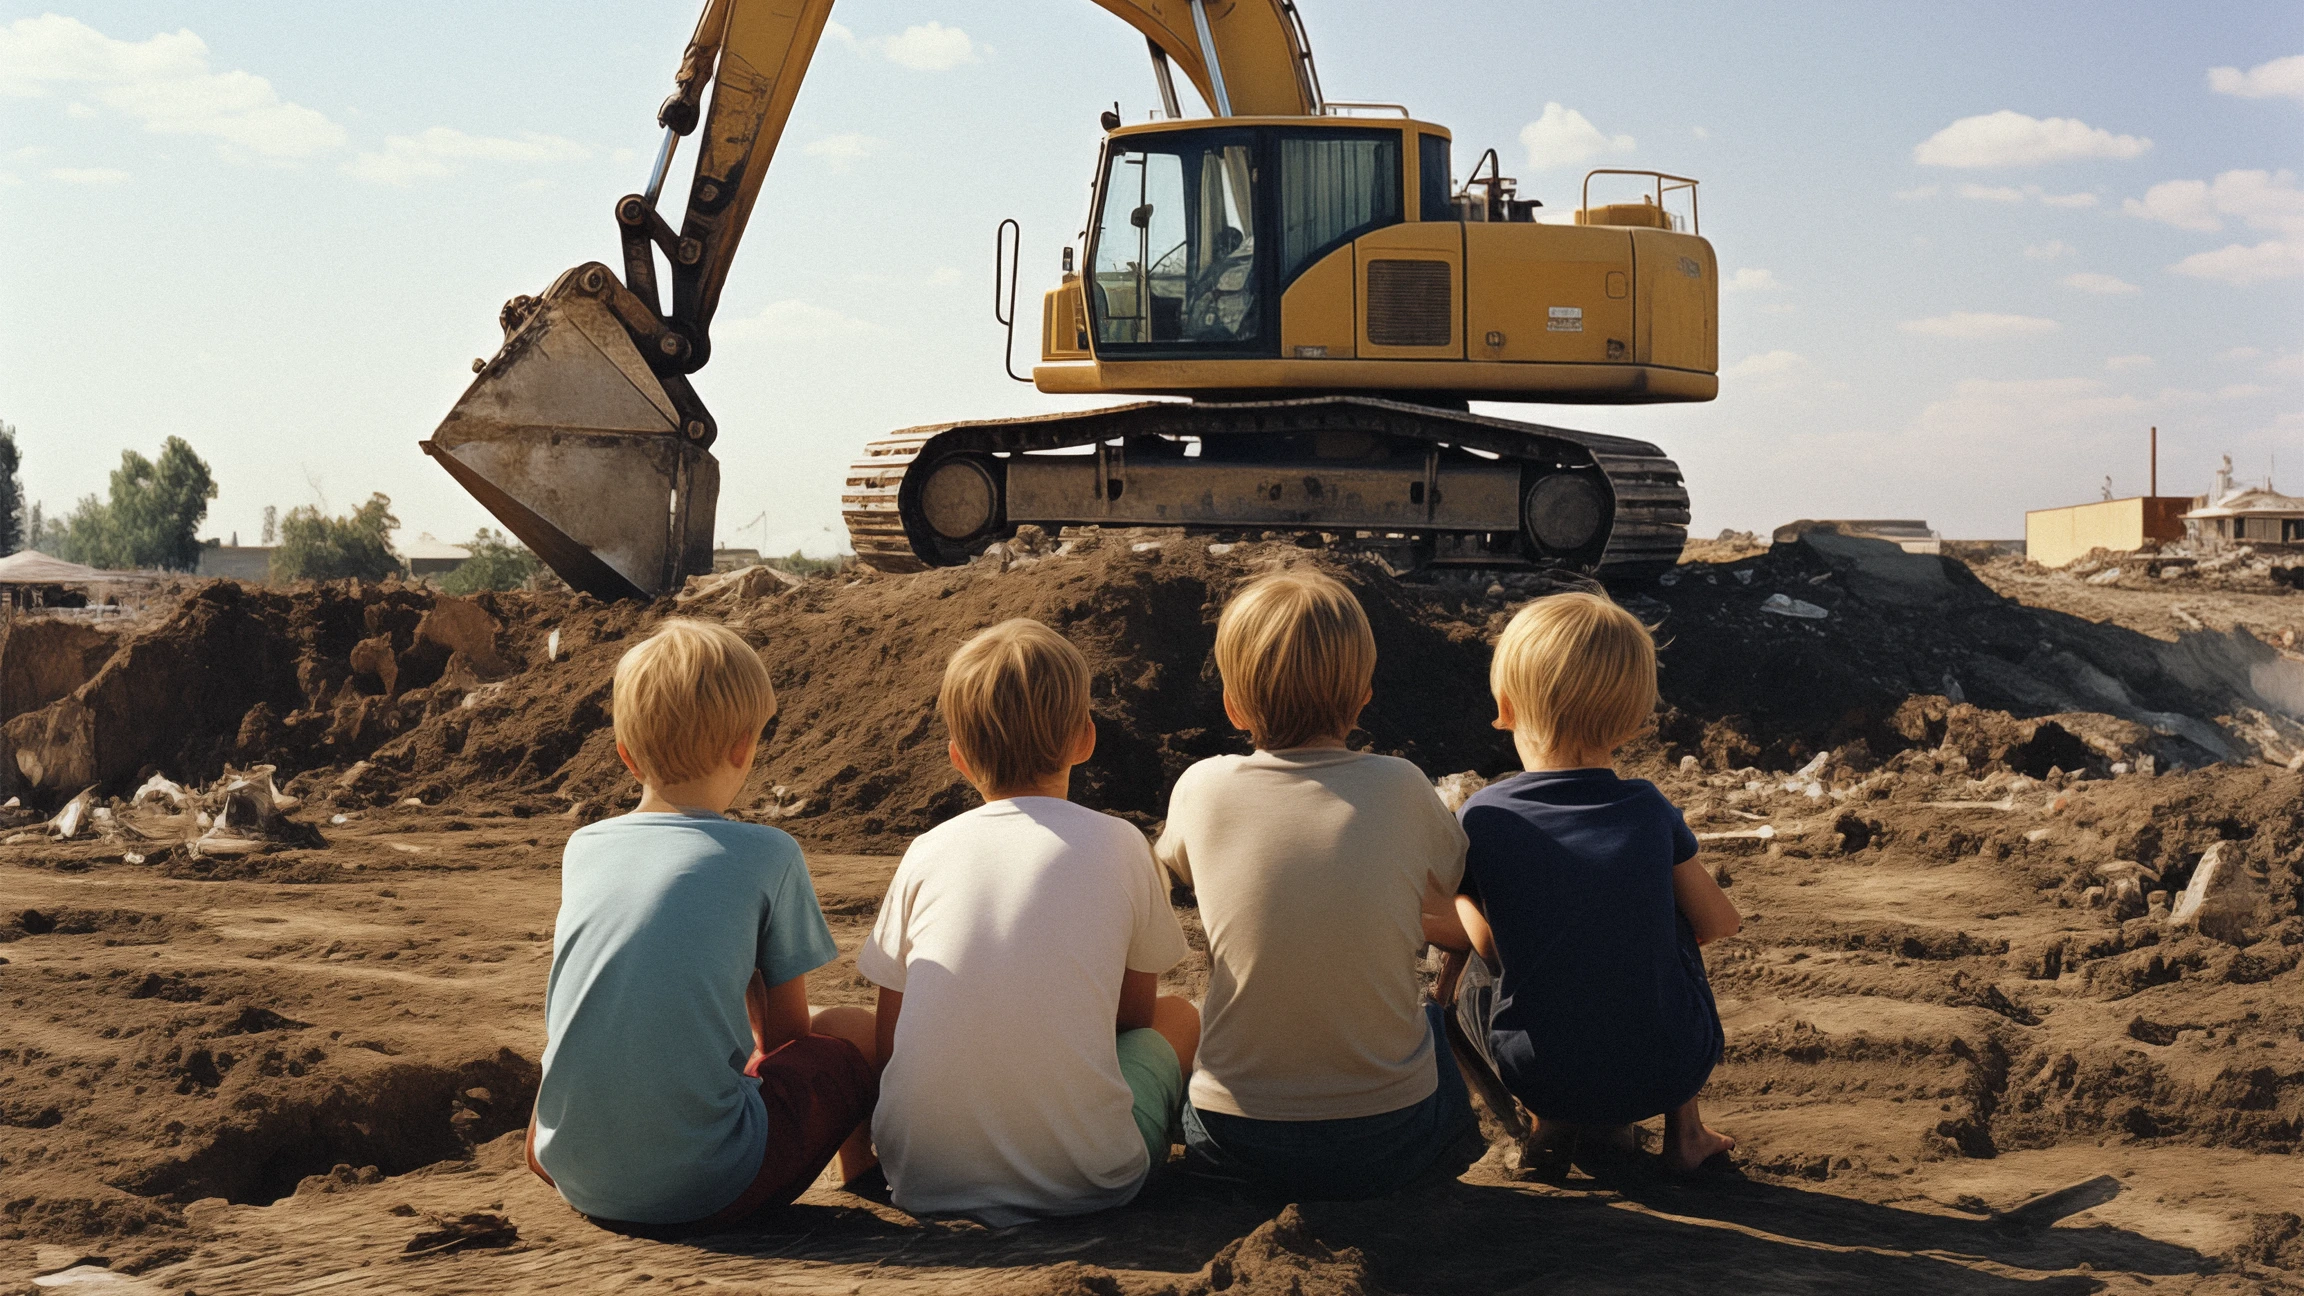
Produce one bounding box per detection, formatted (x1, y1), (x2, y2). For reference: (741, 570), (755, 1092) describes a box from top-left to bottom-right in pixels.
(0, 550), (106, 583)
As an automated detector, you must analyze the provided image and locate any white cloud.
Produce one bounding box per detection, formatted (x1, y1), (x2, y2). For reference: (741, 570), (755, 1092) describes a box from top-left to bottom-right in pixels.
(2124, 171), (2304, 286)
(2105, 354), (2153, 370)
(1900, 312), (2060, 338)
(1913, 110), (2150, 168)
(1519, 103), (1634, 171)
(928, 266), (964, 286)
(2062, 271), (2139, 295)
(2209, 54), (2304, 102)
(1957, 182), (2096, 207)
(2170, 240), (2304, 285)
(2025, 240), (2075, 259)
(49, 165), (127, 184)
(803, 132), (882, 170)
(831, 20), (981, 71)
(2125, 169), (2304, 235)
(2222, 346), (2265, 361)
(1691, 126), (1711, 141)
(2219, 383), (2273, 399)
(1723, 267), (1782, 293)
(1893, 184), (1939, 201)
(722, 299), (884, 343)
(343, 127), (587, 186)
(0, 170), (16, 185)
(0, 14), (344, 159)
(2266, 350), (2304, 376)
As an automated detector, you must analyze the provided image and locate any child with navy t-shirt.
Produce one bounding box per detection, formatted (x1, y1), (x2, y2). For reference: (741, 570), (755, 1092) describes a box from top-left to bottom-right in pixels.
(1427, 592), (1741, 1174)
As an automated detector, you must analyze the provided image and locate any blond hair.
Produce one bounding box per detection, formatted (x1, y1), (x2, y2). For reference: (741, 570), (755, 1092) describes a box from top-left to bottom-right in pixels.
(940, 619), (1093, 793)
(611, 619), (778, 786)
(1491, 592), (1656, 753)
(1214, 570), (1377, 751)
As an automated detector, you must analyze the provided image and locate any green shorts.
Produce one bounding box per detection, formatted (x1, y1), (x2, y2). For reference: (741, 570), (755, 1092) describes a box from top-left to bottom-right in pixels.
(1117, 1028), (1184, 1169)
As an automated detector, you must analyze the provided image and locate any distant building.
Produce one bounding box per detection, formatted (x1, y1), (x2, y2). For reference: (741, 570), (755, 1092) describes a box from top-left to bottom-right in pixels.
(2184, 456), (2303, 549)
(395, 532), (473, 580)
(712, 547), (764, 572)
(2024, 496), (2191, 569)
(197, 545), (274, 583)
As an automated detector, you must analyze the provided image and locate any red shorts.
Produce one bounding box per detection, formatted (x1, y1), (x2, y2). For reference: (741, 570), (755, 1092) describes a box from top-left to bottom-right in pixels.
(527, 1033), (876, 1236)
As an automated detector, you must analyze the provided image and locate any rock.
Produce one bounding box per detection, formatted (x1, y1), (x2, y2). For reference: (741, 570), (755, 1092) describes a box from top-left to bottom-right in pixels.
(2146, 889), (2171, 920)
(414, 594), (511, 676)
(348, 634), (399, 697)
(2083, 885), (2107, 908)
(1760, 593), (1829, 620)
(2167, 842), (2266, 944)
(2109, 876), (2146, 920)
(1011, 524), (1050, 555)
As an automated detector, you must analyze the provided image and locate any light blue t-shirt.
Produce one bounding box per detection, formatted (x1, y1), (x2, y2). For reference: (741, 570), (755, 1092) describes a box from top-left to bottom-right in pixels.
(534, 811), (839, 1224)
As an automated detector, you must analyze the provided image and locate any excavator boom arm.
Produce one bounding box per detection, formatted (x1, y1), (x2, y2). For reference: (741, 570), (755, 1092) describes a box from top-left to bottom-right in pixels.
(426, 0), (1325, 601)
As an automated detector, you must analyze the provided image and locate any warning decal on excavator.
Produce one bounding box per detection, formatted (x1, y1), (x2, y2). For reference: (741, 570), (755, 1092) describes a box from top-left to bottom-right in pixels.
(1547, 306), (1585, 333)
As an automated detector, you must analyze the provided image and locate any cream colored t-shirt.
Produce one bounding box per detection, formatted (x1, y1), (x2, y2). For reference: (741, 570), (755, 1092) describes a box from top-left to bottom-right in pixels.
(1155, 749), (1467, 1121)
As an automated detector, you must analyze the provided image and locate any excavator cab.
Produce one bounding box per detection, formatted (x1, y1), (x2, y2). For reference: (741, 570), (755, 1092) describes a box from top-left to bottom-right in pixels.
(1039, 117), (1717, 403)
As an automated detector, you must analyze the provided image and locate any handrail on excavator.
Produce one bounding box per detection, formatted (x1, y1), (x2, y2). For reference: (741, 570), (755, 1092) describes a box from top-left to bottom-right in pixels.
(1581, 169), (1701, 234)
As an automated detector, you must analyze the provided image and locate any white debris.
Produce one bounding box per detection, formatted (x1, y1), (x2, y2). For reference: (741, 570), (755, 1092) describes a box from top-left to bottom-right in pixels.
(122, 852), (146, 866)
(131, 775), (191, 811)
(1206, 543), (1236, 556)
(330, 814), (349, 825)
(2167, 842), (2266, 944)
(49, 788), (97, 840)
(1433, 771), (1487, 813)
(1130, 541), (1164, 554)
(1760, 593), (1829, 619)
(2085, 566), (2123, 586)
(546, 628), (562, 662)
(1697, 823), (1776, 843)
(401, 798), (426, 808)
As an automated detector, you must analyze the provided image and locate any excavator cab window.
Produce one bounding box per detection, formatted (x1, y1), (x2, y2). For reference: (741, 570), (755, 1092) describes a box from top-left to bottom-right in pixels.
(1276, 130), (1400, 284)
(1418, 134), (1453, 221)
(1090, 131), (1263, 353)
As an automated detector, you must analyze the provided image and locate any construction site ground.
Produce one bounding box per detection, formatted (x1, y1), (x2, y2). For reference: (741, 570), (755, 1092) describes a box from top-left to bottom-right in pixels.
(3, 532), (2300, 1295)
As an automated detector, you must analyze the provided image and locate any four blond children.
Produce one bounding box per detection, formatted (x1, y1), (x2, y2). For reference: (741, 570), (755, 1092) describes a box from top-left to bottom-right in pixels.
(529, 569), (1740, 1231)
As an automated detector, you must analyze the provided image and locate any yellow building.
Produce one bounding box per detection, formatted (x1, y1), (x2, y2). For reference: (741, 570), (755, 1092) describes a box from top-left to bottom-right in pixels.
(2024, 497), (2191, 569)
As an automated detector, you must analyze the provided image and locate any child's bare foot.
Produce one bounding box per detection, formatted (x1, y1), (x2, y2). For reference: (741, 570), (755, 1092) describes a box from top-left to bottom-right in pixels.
(1662, 1097), (1735, 1174)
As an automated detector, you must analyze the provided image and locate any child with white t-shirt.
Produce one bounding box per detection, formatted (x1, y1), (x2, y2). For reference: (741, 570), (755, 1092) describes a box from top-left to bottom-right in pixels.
(857, 619), (1200, 1225)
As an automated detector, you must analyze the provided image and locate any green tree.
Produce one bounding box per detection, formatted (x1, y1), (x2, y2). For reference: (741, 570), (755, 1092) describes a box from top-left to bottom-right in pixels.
(0, 422), (21, 555)
(439, 528), (539, 594)
(272, 493), (400, 582)
(50, 437), (217, 570)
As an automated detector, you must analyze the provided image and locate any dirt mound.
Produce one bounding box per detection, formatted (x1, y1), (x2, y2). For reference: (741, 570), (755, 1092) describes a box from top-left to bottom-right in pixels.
(3, 531), (2296, 860)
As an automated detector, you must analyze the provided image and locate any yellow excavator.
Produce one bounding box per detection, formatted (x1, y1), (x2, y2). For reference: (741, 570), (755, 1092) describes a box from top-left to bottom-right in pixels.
(424, 0), (1716, 600)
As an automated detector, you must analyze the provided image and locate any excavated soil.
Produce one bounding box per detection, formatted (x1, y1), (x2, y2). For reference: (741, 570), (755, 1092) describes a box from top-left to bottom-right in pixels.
(3, 535), (2301, 1294)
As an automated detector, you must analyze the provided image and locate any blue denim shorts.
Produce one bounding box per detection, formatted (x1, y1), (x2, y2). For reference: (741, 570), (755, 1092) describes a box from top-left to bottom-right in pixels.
(1179, 1001), (1480, 1200)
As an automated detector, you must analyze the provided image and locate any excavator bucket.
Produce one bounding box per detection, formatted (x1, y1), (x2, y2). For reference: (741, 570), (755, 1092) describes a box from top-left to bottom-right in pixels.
(422, 267), (717, 602)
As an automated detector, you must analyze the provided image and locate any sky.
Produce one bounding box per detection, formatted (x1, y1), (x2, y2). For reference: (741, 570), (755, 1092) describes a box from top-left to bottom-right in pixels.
(0, 0), (2298, 556)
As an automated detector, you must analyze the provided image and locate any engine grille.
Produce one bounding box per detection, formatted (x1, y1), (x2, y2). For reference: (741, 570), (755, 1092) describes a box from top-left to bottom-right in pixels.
(1365, 259), (1453, 347)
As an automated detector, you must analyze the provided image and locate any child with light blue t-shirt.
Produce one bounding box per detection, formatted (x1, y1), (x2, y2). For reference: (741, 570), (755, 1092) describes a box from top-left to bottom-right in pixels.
(526, 620), (880, 1233)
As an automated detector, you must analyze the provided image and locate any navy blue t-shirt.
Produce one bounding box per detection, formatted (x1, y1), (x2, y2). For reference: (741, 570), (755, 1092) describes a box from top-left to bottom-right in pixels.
(1458, 768), (1722, 1125)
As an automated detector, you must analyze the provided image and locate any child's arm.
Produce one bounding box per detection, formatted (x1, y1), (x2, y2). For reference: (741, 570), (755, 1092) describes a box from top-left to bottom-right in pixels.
(748, 969), (816, 1053)
(1116, 969), (1158, 1032)
(1672, 856), (1741, 945)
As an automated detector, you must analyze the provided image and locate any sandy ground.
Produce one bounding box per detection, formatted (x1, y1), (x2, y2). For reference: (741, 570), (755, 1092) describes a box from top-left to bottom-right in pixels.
(5, 778), (2298, 1294)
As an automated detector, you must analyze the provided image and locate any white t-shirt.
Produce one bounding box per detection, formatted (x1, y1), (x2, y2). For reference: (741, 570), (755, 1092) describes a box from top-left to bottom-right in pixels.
(857, 797), (1191, 1226)
(1156, 749), (1468, 1121)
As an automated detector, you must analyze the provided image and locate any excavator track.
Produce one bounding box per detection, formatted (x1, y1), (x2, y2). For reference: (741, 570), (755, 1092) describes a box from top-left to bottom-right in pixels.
(844, 396), (1687, 580)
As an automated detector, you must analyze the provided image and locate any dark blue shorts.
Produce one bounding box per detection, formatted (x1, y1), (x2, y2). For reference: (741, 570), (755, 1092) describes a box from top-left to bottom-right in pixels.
(1179, 1001), (1480, 1200)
